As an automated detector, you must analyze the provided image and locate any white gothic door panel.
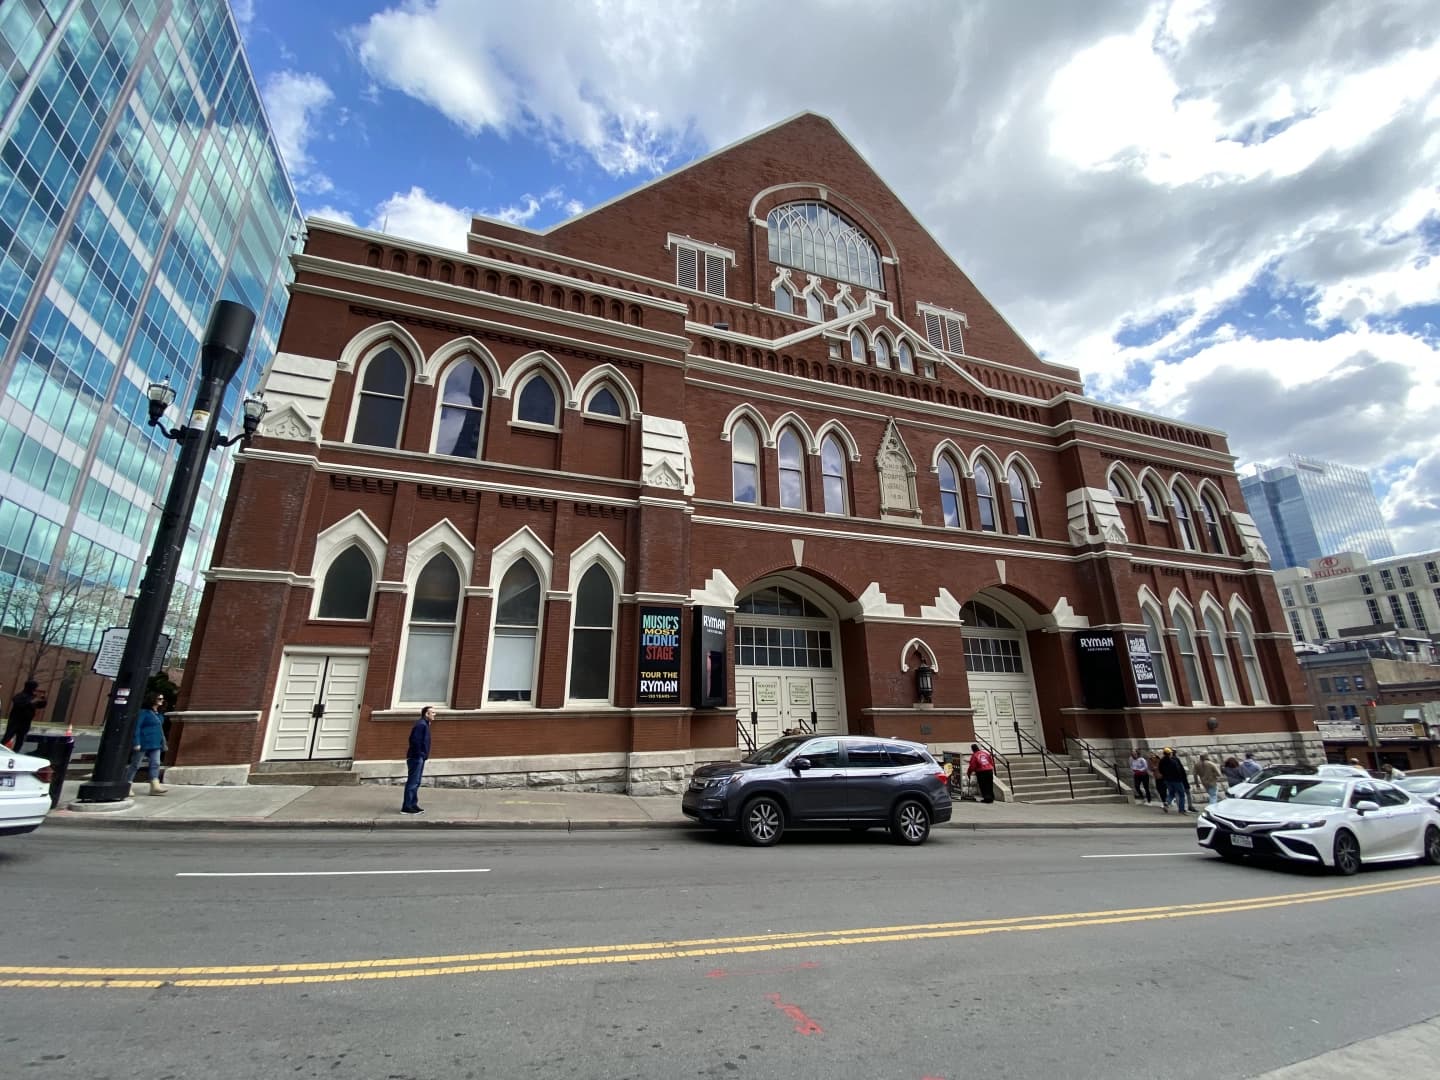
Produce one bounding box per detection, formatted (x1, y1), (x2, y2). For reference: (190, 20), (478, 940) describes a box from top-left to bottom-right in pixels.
(268, 653), (368, 761)
(312, 655), (366, 758)
(736, 674), (784, 748)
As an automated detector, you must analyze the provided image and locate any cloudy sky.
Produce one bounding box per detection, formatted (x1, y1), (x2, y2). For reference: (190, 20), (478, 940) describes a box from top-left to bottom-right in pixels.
(238, 0), (1440, 554)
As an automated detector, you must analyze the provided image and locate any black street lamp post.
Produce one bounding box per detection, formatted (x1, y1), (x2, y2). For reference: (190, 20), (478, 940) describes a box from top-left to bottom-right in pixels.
(77, 300), (265, 804)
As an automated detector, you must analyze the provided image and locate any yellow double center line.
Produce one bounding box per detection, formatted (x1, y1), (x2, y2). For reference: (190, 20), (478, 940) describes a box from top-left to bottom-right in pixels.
(4, 874), (1436, 991)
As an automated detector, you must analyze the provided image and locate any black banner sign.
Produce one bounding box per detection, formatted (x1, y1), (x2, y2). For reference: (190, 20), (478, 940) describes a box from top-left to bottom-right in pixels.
(636, 606), (682, 705)
(1126, 632), (1163, 705)
(1075, 632), (1127, 709)
(693, 607), (728, 708)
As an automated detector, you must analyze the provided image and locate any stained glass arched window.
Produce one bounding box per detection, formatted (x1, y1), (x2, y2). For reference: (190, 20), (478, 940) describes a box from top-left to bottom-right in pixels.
(766, 202), (882, 290)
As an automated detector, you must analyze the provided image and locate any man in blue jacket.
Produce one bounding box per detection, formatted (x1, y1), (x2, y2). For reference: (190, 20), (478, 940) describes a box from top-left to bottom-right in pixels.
(401, 706), (434, 815)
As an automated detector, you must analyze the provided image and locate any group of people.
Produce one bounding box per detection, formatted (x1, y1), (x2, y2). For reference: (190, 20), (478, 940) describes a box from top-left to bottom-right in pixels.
(1129, 747), (1266, 813)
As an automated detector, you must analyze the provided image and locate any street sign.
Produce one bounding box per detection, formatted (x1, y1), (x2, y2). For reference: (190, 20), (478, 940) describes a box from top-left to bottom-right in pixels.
(92, 627), (172, 679)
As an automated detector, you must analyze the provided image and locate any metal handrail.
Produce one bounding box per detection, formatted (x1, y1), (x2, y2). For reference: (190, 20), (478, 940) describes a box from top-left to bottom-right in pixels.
(737, 715), (757, 754)
(1063, 730), (1124, 794)
(1013, 722), (1074, 799)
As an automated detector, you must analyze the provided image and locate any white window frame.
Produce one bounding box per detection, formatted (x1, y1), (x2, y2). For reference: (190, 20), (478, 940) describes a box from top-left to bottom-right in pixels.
(309, 510), (388, 622)
(512, 371), (561, 431)
(667, 234), (734, 297)
(777, 427), (807, 510)
(566, 562), (619, 704)
(939, 455), (965, 528)
(480, 528), (554, 709)
(732, 419), (761, 505)
(346, 344), (412, 448)
(1171, 605), (1207, 703)
(1203, 608), (1238, 703)
(916, 301), (967, 354)
(1233, 609), (1268, 703)
(820, 434), (847, 515)
(432, 356), (489, 459)
(397, 552), (464, 707)
(394, 520), (475, 709)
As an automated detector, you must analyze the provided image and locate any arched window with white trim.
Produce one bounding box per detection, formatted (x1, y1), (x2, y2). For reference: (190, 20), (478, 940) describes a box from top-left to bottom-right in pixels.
(316, 546), (374, 620)
(897, 340), (914, 374)
(777, 427), (806, 510)
(516, 373), (558, 427)
(488, 560), (543, 702)
(1201, 493), (1226, 553)
(1141, 481), (1165, 519)
(1007, 465), (1032, 537)
(1172, 606), (1206, 703)
(1173, 488), (1199, 550)
(774, 283), (795, 314)
(834, 296), (854, 317)
(821, 434), (847, 515)
(874, 335), (891, 368)
(974, 461), (998, 532)
(939, 455), (963, 528)
(1234, 610), (1268, 703)
(568, 564), (616, 701)
(803, 289), (823, 321)
(732, 420), (760, 504)
(766, 201), (882, 289)
(585, 385), (624, 418)
(1108, 470), (1132, 501)
(351, 346), (409, 448)
(435, 359), (488, 458)
(1204, 609), (1238, 702)
(399, 553), (461, 703)
(849, 329), (866, 363)
(1141, 604), (1174, 703)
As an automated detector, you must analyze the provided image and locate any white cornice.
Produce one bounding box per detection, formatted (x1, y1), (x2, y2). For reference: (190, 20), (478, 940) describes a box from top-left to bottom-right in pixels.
(1056, 392), (1227, 439)
(207, 568), (314, 586)
(1053, 425), (1237, 468)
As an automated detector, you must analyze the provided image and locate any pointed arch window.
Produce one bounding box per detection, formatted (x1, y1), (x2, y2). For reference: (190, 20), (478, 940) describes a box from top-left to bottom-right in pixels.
(1173, 490), (1198, 550)
(516, 373), (558, 426)
(1204, 610), (1237, 702)
(834, 296), (854, 317)
(1007, 465), (1033, 537)
(585, 385), (624, 418)
(399, 553), (461, 703)
(1108, 472), (1131, 501)
(1234, 611), (1268, 703)
(821, 435), (847, 515)
(778, 428), (806, 510)
(1141, 605), (1174, 703)
(436, 359), (488, 458)
(1201, 494), (1226, 553)
(803, 290), (824, 321)
(488, 560), (542, 702)
(939, 456), (963, 528)
(874, 335), (891, 368)
(1172, 608), (1206, 703)
(352, 346), (408, 448)
(569, 565), (616, 700)
(766, 201), (882, 290)
(897, 341), (915, 374)
(316, 546), (374, 620)
(1142, 482), (1164, 519)
(732, 420), (760, 504)
(974, 461), (998, 532)
(774, 283), (795, 314)
(849, 330), (866, 362)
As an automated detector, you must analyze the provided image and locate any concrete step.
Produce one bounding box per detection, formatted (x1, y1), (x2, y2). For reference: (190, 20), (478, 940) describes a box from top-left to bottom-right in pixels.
(1012, 780), (1122, 796)
(1019, 792), (1134, 805)
(249, 760), (359, 786)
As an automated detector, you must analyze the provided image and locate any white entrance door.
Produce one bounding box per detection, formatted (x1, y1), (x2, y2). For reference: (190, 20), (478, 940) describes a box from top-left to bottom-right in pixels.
(267, 652), (368, 761)
(969, 681), (1041, 756)
(734, 670), (843, 749)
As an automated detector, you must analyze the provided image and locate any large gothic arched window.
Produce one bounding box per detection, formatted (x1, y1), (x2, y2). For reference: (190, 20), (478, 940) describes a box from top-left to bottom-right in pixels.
(766, 202), (882, 290)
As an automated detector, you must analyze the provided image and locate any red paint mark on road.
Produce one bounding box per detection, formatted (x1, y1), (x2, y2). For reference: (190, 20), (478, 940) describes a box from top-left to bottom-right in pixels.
(705, 961), (820, 980)
(764, 992), (823, 1035)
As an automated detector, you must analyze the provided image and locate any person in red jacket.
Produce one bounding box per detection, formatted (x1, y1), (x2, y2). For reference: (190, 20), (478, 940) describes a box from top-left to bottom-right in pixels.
(967, 742), (996, 803)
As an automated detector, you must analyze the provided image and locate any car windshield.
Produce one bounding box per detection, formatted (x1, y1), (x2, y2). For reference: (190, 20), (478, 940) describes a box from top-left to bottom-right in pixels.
(1242, 778), (1346, 807)
(743, 735), (810, 765)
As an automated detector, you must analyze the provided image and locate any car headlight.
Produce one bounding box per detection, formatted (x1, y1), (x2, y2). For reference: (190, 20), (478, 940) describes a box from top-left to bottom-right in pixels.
(1289, 818), (1328, 830)
(1196, 811), (1213, 823)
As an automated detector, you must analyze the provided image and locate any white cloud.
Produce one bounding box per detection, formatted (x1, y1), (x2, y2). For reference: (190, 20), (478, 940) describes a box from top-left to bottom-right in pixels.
(366, 187), (472, 250)
(307, 206), (357, 227)
(261, 71), (334, 193)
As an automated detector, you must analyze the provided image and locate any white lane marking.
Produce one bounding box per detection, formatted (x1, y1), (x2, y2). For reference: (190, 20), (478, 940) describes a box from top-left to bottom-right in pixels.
(176, 868), (493, 878)
(1081, 852), (1205, 859)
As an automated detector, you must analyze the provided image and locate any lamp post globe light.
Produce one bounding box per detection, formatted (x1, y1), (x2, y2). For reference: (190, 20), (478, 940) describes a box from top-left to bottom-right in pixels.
(76, 300), (266, 805)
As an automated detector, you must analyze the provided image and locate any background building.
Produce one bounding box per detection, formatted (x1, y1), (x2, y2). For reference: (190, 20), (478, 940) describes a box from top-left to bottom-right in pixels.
(1240, 455), (1395, 570)
(1276, 550), (1440, 653)
(0, 0), (299, 720)
(172, 112), (1315, 794)
(1296, 648), (1440, 771)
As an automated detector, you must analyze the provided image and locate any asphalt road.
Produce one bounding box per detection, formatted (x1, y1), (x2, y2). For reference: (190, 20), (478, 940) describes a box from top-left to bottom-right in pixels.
(3, 826), (1438, 1080)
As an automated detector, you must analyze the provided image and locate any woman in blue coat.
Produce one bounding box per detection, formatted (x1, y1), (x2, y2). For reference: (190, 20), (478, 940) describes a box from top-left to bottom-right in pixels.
(126, 695), (167, 795)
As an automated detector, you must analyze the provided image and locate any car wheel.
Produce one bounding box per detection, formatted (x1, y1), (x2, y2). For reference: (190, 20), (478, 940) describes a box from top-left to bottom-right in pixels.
(1332, 829), (1361, 876)
(890, 799), (931, 845)
(1424, 826), (1440, 866)
(740, 796), (784, 847)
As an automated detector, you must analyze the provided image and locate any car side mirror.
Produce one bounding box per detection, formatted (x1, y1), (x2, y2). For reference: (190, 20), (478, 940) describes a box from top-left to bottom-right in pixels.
(1354, 800), (1380, 814)
(791, 757), (812, 773)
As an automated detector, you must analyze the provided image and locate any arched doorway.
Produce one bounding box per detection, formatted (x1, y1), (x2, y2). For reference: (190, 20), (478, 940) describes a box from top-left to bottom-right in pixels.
(733, 578), (847, 748)
(962, 595), (1043, 755)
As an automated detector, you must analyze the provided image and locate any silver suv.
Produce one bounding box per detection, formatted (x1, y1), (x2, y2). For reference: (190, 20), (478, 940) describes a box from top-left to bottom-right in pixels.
(682, 734), (953, 846)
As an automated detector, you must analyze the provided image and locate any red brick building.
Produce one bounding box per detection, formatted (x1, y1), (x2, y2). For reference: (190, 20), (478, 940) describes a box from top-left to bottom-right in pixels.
(168, 113), (1318, 793)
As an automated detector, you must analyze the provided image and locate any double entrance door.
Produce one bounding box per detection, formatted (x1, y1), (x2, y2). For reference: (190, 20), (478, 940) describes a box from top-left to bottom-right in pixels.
(734, 671), (843, 748)
(969, 679), (1042, 756)
(265, 651), (368, 761)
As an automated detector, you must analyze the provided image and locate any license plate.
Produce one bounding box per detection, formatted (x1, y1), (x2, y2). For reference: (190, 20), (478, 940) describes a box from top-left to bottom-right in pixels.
(1230, 834), (1253, 849)
(0, 775), (14, 787)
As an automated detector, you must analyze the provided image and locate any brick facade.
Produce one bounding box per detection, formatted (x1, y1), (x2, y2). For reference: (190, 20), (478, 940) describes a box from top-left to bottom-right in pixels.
(170, 113), (1317, 792)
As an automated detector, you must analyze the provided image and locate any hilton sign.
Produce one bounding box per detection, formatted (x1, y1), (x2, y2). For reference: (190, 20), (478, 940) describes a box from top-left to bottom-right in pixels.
(1308, 553), (1361, 579)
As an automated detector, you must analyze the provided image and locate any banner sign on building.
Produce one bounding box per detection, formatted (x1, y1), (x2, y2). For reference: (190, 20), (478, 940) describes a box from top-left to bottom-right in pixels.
(693, 606), (728, 708)
(1075, 633), (1126, 709)
(1126, 633), (1164, 706)
(1308, 552), (1362, 579)
(636, 606), (682, 705)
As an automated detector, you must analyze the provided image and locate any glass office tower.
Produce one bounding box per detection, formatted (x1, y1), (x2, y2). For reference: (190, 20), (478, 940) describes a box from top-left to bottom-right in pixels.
(0, 0), (299, 659)
(1240, 455), (1396, 570)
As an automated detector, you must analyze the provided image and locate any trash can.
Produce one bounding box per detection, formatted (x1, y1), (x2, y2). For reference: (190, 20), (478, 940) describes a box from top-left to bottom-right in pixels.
(28, 732), (75, 808)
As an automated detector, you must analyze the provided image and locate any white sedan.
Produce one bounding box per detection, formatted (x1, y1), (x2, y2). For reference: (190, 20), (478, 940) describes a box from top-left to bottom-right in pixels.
(1197, 775), (1440, 875)
(0, 749), (54, 837)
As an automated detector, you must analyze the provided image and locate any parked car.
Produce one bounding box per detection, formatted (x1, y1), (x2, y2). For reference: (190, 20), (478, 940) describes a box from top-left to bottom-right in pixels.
(1196, 774), (1440, 874)
(682, 734), (952, 846)
(1226, 762), (1368, 799)
(1, 748), (54, 837)
(1397, 776), (1440, 803)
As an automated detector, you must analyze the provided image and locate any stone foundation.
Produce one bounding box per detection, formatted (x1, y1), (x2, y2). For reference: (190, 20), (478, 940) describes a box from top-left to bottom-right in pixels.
(1072, 730), (1328, 797)
(353, 748), (737, 796)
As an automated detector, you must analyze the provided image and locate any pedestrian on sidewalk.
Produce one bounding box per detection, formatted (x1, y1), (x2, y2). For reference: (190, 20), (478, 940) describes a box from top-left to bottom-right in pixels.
(1239, 752), (1262, 779)
(1129, 748), (1153, 803)
(401, 706), (434, 815)
(967, 743), (996, 803)
(1221, 756), (1245, 789)
(125, 695), (167, 795)
(1159, 748), (1190, 813)
(1196, 753), (1222, 805)
(3, 679), (46, 751)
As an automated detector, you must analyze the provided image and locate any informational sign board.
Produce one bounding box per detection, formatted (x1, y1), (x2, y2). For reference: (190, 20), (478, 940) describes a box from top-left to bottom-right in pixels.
(1125, 632), (1164, 706)
(1075, 632), (1127, 709)
(692, 607), (728, 708)
(92, 627), (172, 679)
(636, 606), (682, 705)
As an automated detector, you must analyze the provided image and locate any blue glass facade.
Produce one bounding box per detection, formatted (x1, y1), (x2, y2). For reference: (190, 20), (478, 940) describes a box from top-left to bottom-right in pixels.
(1240, 455), (1396, 570)
(0, 0), (299, 655)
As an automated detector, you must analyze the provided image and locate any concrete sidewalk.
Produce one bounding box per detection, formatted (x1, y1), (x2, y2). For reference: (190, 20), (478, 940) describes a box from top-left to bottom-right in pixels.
(47, 781), (1205, 831)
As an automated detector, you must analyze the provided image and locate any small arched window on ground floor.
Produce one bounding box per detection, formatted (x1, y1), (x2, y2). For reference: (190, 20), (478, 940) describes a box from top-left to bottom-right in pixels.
(398, 553), (461, 704)
(488, 560), (543, 702)
(316, 545), (374, 620)
(568, 564), (616, 701)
